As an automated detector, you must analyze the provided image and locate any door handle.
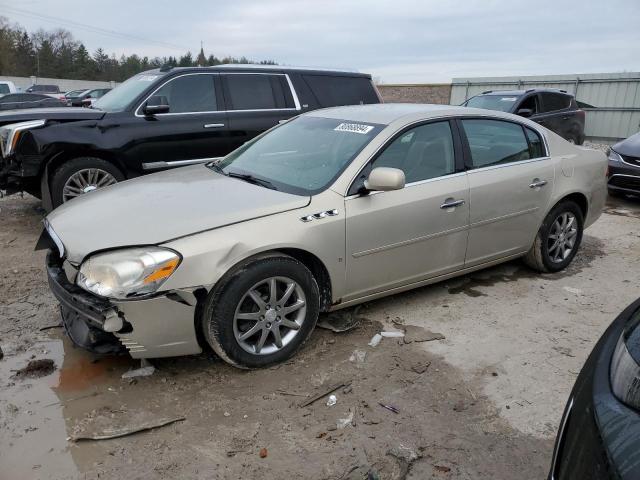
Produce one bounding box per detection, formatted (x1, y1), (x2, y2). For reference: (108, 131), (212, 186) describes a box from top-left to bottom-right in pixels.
(440, 199), (465, 209)
(529, 179), (548, 188)
(204, 123), (225, 128)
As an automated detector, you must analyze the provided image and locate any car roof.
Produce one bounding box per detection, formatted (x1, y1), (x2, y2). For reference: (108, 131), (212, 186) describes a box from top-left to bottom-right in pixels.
(306, 103), (522, 125)
(140, 64), (371, 78)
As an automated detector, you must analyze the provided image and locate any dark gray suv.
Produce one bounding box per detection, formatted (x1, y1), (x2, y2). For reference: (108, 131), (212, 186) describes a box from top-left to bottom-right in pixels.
(463, 88), (586, 145)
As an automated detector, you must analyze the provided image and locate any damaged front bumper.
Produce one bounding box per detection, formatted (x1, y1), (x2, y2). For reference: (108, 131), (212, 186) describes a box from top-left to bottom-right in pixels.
(46, 252), (203, 358)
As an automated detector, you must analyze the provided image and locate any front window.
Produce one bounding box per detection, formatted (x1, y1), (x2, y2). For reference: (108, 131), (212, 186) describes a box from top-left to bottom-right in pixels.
(93, 73), (163, 112)
(465, 95), (520, 112)
(214, 116), (384, 195)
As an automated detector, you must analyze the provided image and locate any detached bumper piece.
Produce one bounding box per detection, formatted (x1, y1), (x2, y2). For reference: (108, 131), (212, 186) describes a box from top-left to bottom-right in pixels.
(46, 252), (125, 354)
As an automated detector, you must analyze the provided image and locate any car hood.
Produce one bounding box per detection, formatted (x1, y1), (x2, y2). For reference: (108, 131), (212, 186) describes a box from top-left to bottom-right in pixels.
(613, 132), (640, 158)
(46, 165), (311, 263)
(0, 107), (105, 126)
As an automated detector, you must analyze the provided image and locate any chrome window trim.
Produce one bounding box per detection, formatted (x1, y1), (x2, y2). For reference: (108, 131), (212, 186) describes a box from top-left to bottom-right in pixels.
(134, 72), (301, 117)
(466, 156), (553, 174)
(342, 113), (550, 197)
(142, 157), (222, 170)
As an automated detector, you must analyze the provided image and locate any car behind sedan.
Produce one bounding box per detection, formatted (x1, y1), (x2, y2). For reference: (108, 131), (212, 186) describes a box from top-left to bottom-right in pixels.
(607, 132), (640, 197)
(548, 298), (640, 479)
(41, 104), (607, 368)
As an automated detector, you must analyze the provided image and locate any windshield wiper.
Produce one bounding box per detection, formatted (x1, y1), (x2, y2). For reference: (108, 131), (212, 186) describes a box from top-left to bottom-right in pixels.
(226, 171), (277, 190)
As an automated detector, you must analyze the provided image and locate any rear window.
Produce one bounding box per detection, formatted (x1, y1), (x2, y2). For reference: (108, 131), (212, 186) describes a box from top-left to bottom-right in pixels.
(224, 74), (289, 110)
(540, 93), (571, 113)
(462, 119), (531, 168)
(0, 84), (10, 94)
(302, 75), (378, 107)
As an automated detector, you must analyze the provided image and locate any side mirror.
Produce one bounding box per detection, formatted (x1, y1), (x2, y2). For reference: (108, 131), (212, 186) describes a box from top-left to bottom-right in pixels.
(143, 95), (170, 115)
(517, 108), (533, 118)
(364, 167), (405, 192)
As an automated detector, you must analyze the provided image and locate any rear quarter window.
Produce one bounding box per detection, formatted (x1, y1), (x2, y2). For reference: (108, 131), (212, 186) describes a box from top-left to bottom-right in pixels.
(302, 75), (378, 107)
(540, 93), (572, 113)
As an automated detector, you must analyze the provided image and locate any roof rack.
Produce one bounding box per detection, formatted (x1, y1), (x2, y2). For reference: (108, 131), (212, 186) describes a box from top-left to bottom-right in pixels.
(159, 64), (174, 72)
(482, 90), (493, 94)
(215, 63), (361, 74)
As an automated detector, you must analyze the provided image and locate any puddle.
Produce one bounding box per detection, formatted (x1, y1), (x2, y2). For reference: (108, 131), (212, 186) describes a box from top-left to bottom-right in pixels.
(0, 335), (137, 478)
(446, 263), (539, 297)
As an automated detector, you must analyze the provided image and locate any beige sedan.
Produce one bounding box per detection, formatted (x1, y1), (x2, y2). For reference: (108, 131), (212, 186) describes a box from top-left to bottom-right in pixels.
(43, 104), (607, 368)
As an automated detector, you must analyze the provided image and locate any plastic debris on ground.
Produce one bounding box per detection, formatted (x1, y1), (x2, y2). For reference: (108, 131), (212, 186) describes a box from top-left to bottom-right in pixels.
(326, 394), (337, 407)
(368, 334), (382, 347)
(380, 331), (405, 338)
(337, 409), (355, 429)
(121, 366), (155, 379)
(349, 350), (367, 363)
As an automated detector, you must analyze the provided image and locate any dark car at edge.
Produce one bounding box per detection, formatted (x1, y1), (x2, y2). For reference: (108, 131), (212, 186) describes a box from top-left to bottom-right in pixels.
(0, 64), (381, 209)
(607, 132), (640, 197)
(463, 88), (586, 145)
(548, 297), (640, 479)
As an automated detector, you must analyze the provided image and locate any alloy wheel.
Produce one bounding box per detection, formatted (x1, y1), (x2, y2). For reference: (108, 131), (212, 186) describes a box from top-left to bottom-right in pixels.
(547, 212), (578, 263)
(62, 168), (118, 202)
(233, 276), (307, 355)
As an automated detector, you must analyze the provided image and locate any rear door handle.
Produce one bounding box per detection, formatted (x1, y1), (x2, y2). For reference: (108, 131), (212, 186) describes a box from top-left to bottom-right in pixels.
(529, 179), (548, 188)
(440, 199), (465, 209)
(204, 123), (225, 128)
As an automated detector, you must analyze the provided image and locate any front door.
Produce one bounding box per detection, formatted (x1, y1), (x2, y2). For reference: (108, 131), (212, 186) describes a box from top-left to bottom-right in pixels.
(123, 73), (230, 172)
(344, 120), (469, 302)
(460, 118), (555, 266)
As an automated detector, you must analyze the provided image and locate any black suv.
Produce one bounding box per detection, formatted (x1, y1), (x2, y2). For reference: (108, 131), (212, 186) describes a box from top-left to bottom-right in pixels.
(0, 65), (381, 209)
(463, 88), (585, 145)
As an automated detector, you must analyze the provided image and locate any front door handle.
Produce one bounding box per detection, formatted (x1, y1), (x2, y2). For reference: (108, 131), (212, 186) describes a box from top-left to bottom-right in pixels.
(204, 123), (225, 128)
(529, 179), (548, 189)
(440, 199), (465, 209)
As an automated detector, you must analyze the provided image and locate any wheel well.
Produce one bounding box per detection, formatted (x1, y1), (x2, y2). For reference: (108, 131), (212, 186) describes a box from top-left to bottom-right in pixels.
(277, 248), (333, 312)
(42, 149), (126, 181)
(558, 192), (588, 219)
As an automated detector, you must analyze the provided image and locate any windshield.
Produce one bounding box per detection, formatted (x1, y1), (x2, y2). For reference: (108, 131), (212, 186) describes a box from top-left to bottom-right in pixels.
(465, 95), (520, 112)
(67, 89), (89, 98)
(93, 73), (161, 112)
(214, 116), (384, 196)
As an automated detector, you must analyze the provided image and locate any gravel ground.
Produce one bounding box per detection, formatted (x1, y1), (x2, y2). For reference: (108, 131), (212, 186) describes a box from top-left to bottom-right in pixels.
(1, 189), (639, 479)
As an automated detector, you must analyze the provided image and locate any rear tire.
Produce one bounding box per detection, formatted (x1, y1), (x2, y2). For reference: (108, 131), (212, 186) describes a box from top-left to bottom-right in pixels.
(524, 200), (584, 273)
(50, 157), (124, 208)
(202, 255), (320, 369)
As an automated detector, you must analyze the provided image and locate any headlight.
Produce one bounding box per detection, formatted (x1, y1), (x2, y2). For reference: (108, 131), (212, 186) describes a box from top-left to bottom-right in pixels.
(77, 247), (181, 299)
(611, 313), (640, 410)
(607, 148), (623, 163)
(0, 119), (46, 157)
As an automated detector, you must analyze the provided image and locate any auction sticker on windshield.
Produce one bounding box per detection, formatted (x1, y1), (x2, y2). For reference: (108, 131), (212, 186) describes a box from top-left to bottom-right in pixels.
(334, 123), (375, 134)
(138, 75), (160, 82)
(500, 97), (518, 102)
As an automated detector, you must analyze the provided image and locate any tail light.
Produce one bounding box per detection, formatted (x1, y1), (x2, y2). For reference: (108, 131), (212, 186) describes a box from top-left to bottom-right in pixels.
(576, 109), (586, 121)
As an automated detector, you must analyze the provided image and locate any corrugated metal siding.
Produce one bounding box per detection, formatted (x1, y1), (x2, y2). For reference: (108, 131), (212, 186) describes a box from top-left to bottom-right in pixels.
(451, 73), (640, 142)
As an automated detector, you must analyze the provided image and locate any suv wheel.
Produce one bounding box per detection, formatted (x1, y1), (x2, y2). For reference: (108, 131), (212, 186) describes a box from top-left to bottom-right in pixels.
(202, 255), (320, 369)
(524, 200), (584, 273)
(50, 157), (124, 207)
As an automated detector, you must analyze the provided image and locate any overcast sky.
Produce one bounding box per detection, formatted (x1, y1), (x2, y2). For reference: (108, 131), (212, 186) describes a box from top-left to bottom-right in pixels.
(3, 0), (639, 83)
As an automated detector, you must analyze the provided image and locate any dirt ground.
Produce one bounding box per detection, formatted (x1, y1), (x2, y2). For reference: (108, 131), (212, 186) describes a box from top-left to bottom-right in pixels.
(1, 192), (639, 480)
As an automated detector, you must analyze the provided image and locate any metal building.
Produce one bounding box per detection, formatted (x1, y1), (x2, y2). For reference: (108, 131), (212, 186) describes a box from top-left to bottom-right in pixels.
(450, 72), (640, 143)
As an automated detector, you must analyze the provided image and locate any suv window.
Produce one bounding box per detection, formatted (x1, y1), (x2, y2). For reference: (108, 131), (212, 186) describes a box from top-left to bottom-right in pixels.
(302, 75), (379, 107)
(540, 93), (571, 113)
(154, 74), (217, 113)
(224, 74), (283, 110)
(372, 121), (455, 184)
(517, 95), (539, 115)
(462, 119), (530, 168)
(0, 84), (10, 94)
(525, 127), (545, 158)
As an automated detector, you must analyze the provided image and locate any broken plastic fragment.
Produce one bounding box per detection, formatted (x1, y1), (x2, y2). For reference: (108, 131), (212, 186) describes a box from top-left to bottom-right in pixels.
(326, 394), (337, 406)
(368, 334), (382, 347)
(381, 331), (404, 338)
(121, 366), (155, 379)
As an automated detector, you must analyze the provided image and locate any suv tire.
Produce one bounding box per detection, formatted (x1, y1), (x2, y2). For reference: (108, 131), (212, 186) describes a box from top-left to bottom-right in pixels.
(50, 157), (124, 207)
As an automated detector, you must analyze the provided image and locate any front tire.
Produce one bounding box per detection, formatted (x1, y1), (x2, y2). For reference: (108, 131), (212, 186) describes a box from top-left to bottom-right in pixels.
(50, 157), (124, 208)
(524, 200), (584, 273)
(202, 255), (320, 368)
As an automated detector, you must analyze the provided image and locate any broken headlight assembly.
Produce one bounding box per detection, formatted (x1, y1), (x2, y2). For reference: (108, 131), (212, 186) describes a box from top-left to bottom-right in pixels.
(77, 247), (181, 299)
(611, 310), (640, 410)
(0, 119), (46, 157)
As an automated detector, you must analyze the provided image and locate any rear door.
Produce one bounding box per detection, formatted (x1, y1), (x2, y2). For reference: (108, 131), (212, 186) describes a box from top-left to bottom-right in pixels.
(124, 72), (230, 171)
(535, 92), (574, 139)
(461, 118), (555, 266)
(222, 73), (300, 152)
